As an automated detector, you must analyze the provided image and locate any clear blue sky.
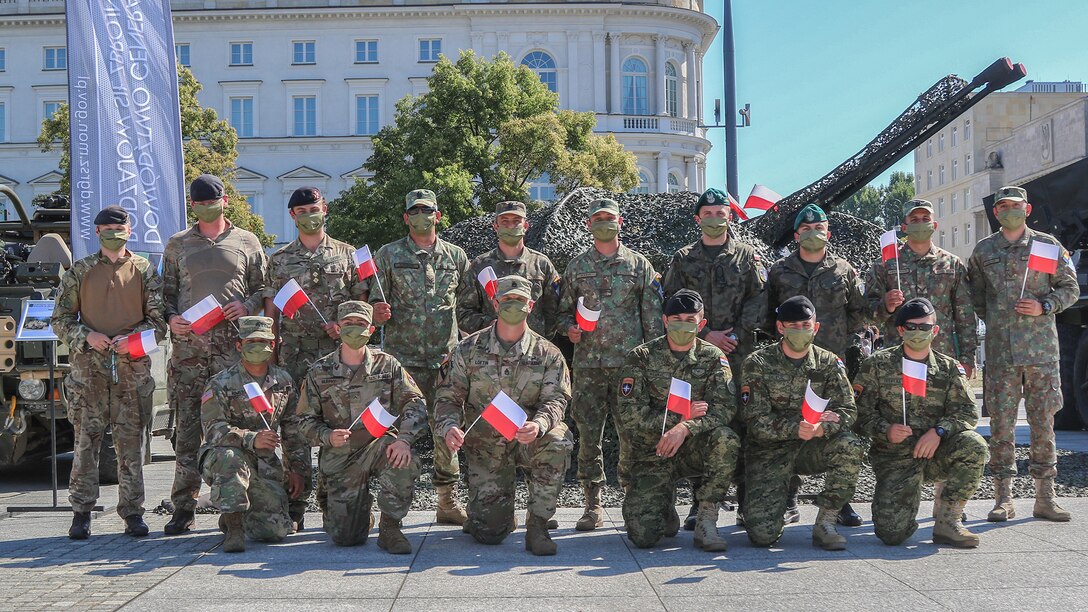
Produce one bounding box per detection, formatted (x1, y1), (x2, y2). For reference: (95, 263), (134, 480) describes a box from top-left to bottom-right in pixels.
(700, 0), (1088, 200)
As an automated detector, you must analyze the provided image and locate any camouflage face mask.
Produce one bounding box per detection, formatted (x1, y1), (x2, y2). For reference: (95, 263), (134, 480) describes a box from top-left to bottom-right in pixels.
(699, 217), (728, 239)
(997, 208), (1027, 230)
(590, 220), (620, 242)
(241, 342), (273, 365)
(902, 329), (934, 352)
(497, 300), (530, 325)
(98, 229), (129, 251)
(905, 222), (935, 242)
(340, 325), (371, 350)
(295, 211), (325, 235)
(666, 320), (699, 346)
(496, 226), (525, 247)
(782, 328), (815, 353)
(408, 213), (437, 234)
(193, 201), (225, 223)
(798, 229), (828, 253)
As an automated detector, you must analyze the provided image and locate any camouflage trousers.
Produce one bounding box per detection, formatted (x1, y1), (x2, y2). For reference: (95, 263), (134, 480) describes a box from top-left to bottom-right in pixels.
(462, 424), (573, 545)
(318, 435), (420, 547)
(622, 427), (741, 548)
(406, 366), (459, 488)
(67, 351), (154, 517)
(743, 432), (865, 547)
(984, 362), (1061, 479)
(869, 430), (988, 545)
(200, 446), (292, 542)
(278, 337), (330, 516)
(571, 367), (629, 488)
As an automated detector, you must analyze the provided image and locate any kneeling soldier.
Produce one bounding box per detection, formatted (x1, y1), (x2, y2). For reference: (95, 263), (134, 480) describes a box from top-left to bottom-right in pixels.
(295, 301), (427, 552)
(617, 289), (740, 551)
(855, 298), (987, 547)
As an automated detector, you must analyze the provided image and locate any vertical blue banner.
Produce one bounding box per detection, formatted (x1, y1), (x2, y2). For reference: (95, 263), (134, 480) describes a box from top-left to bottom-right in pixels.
(65, 0), (186, 267)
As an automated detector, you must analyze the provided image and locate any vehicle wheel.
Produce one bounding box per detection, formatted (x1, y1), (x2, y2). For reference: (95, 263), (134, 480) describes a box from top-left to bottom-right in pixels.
(1068, 326), (1088, 429)
(98, 428), (119, 485)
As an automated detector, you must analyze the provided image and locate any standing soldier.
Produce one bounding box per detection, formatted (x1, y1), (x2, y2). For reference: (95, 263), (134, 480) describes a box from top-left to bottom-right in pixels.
(198, 316), (307, 553)
(365, 189), (469, 525)
(265, 186), (363, 529)
(855, 298), (988, 547)
(456, 200), (560, 338)
(55, 206), (166, 539)
(438, 275), (573, 556)
(295, 301), (428, 552)
(163, 174), (268, 535)
(766, 203), (869, 527)
(969, 185), (1078, 522)
(558, 198), (664, 531)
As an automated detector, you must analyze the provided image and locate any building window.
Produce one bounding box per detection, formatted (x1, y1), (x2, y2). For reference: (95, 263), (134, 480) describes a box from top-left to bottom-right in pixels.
(522, 51), (557, 94)
(630, 172), (651, 195)
(355, 40), (378, 64)
(951, 192), (957, 214)
(966, 222), (972, 244)
(529, 172), (557, 202)
(965, 154), (972, 175)
(939, 164), (945, 185)
(664, 62), (678, 117)
(419, 39), (442, 63)
(667, 173), (680, 194)
(292, 41), (315, 65)
(938, 197), (944, 217)
(952, 159), (958, 181)
(939, 132), (945, 152)
(174, 44), (190, 67)
(951, 126), (958, 147)
(965, 188), (971, 209)
(952, 227), (958, 248)
(0, 102), (5, 142)
(926, 170), (932, 190)
(355, 94), (379, 136)
(293, 96), (316, 136)
(43, 47), (66, 70)
(926, 139), (932, 158)
(230, 97), (254, 137)
(964, 119), (971, 140)
(622, 57), (648, 115)
(939, 231), (945, 248)
(230, 42), (253, 66)
(0, 48), (6, 72)
(43, 100), (63, 121)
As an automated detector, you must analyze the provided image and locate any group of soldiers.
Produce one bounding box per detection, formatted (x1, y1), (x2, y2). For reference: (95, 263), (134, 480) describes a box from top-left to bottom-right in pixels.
(56, 173), (1075, 555)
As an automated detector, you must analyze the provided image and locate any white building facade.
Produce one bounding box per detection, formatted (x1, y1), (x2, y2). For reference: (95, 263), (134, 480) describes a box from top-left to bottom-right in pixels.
(0, 0), (718, 246)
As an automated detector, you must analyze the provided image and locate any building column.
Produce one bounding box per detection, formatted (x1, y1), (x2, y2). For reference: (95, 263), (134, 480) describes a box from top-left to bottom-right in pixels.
(654, 34), (667, 115)
(470, 32), (485, 56)
(686, 157), (698, 191)
(657, 152), (669, 193)
(685, 42), (697, 120)
(566, 33), (580, 110)
(592, 32), (607, 114)
(695, 50), (704, 124)
(496, 32), (510, 55)
(609, 32), (622, 114)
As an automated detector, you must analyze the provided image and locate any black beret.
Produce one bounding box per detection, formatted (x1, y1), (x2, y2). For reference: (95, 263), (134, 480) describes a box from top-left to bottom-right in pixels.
(895, 297), (936, 326)
(288, 187), (323, 209)
(190, 174), (224, 202)
(777, 295), (815, 323)
(664, 289), (704, 316)
(93, 205), (129, 226)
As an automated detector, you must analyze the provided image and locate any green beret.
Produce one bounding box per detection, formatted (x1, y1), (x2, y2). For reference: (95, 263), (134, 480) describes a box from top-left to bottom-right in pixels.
(337, 300), (374, 322)
(238, 316), (275, 340)
(696, 188), (730, 213)
(794, 203), (828, 230)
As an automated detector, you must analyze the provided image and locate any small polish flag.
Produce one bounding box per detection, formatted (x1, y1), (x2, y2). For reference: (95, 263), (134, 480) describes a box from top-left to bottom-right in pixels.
(273, 279), (309, 319)
(477, 266), (498, 299)
(243, 382), (273, 414)
(482, 390), (528, 441)
(360, 398), (397, 438)
(666, 377), (692, 420)
(575, 296), (601, 332)
(744, 184), (782, 212)
(1028, 240), (1061, 274)
(127, 330), (159, 358)
(182, 295), (225, 336)
(902, 358), (928, 397)
(880, 229), (898, 263)
(353, 245), (378, 280)
(727, 193), (749, 221)
(801, 381), (830, 425)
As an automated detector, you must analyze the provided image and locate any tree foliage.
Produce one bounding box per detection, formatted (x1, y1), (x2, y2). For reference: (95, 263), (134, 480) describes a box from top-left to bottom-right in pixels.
(838, 171), (916, 230)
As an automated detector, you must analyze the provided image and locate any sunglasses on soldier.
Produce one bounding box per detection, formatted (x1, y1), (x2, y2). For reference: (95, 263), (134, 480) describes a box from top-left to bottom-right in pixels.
(901, 322), (935, 331)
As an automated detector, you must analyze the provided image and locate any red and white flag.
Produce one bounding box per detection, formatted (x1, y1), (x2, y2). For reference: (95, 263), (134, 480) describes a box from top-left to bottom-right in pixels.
(902, 358), (928, 397)
(744, 184), (782, 212)
(243, 382), (273, 415)
(801, 381), (830, 425)
(727, 193), (749, 221)
(482, 390), (527, 441)
(1028, 240), (1060, 274)
(360, 398), (397, 438)
(353, 245), (378, 280)
(273, 279), (309, 319)
(575, 296), (601, 332)
(477, 266), (498, 299)
(666, 377), (692, 420)
(127, 330), (159, 358)
(183, 295), (225, 336)
(880, 229), (898, 263)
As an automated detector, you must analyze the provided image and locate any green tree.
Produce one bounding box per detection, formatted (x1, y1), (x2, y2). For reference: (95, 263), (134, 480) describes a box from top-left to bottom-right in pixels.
(38, 65), (273, 245)
(329, 50), (638, 248)
(839, 170), (915, 229)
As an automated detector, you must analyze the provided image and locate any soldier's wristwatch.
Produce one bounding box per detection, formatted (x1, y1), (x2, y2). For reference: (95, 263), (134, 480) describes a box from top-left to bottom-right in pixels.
(934, 426), (947, 438)
(1042, 300), (1053, 315)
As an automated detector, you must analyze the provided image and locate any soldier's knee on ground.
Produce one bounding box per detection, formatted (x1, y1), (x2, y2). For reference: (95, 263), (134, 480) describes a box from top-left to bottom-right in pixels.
(626, 523), (665, 549)
(745, 521), (783, 548)
(467, 516), (513, 545)
(875, 520), (918, 546)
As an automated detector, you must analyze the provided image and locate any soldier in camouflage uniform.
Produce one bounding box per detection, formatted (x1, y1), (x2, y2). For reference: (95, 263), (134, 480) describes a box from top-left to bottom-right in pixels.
(438, 276), (573, 556)
(295, 301), (427, 552)
(54, 206), (166, 540)
(616, 289), (739, 551)
(855, 298), (988, 548)
(557, 198), (664, 531)
(265, 186), (364, 528)
(164, 174), (268, 535)
(198, 316), (307, 553)
(741, 296), (865, 550)
(456, 200), (560, 338)
(364, 189), (469, 525)
(968, 185), (1079, 523)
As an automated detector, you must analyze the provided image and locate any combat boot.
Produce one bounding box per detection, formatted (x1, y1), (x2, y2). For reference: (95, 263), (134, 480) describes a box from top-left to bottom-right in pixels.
(837, 502), (862, 527)
(665, 504), (681, 537)
(784, 483), (801, 524)
(435, 484), (467, 525)
(289, 510), (305, 533)
(812, 507), (847, 551)
(692, 502), (728, 552)
(68, 511), (91, 540)
(124, 515), (149, 537)
(933, 500), (979, 548)
(525, 510), (558, 530)
(164, 509), (195, 535)
(683, 503), (698, 531)
(377, 513), (412, 554)
(525, 514), (558, 556)
(575, 484), (604, 531)
(932, 482), (945, 517)
(1033, 478), (1072, 522)
(987, 477), (1016, 522)
(221, 512), (245, 553)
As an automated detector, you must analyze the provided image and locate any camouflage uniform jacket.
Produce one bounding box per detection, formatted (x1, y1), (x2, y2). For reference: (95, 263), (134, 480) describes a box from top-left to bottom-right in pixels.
(199, 362), (308, 477)
(266, 235), (364, 339)
(295, 347), (429, 449)
(663, 238), (767, 355)
(766, 250), (869, 358)
(854, 345), (977, 445)
(864, 243), (977, 363)
(741, 344), (855, 446)
(434, 326), (571, 441)
(457, 246), (561, 338)
(968, 227), (1078, 367)
(616, 336), (736, 456)
(53, 251), (167, 354)
(557, 244), (664, 369)
(367, 236), (469, 369)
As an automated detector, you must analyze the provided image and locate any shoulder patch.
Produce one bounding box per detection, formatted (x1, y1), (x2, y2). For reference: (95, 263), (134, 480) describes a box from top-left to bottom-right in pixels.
(956, 363), (967, 377)
(740, 385), (751, 405)
(759, 267), (768, 283)
(200, 389), (214, 404)
(552, 278), (561, 298)
(620, 377), (634, 396)
(651, 273), (663, 300)
(852, 383), (864, 400)
(719, 355), (730, 369)
(836, 357), (846, 371)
